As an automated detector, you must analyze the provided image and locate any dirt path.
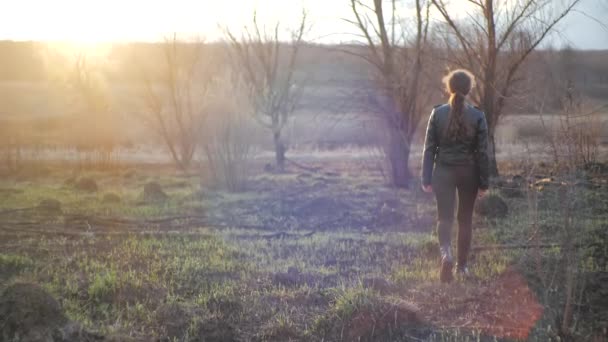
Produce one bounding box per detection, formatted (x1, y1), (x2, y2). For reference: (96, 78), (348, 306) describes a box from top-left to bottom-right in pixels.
(404, 267), (543, 339)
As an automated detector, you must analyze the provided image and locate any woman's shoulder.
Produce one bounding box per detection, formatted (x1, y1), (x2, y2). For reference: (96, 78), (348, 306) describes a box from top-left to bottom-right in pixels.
(432, 103), (450, 114)
(465, 103), (485, 117)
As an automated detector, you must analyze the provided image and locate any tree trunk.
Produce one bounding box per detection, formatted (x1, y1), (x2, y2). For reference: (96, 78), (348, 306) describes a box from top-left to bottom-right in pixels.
(386, 128), (411, 188)
(273, 131), (285, 171)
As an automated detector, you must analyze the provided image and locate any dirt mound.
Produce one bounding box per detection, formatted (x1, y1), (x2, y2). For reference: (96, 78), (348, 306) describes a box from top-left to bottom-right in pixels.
(362, 277), (394, 293)
(294, 196), (351, 218)
(143, 182), (168, 203)
(376, 202), (406, 226)
(154, 302), (192, 340)
(318, 296), (420, 341)
(0, 283), (105, 342)
(122, 169), (137, 179)
(193, 318), (237, 342)
(272, 267), (318, 287)
(0, 283), (68, 341)
(257, 319), (301, 341)
(498, 175), (526, 198)
(38, 198), (62, 213)
(75, 177), (99, 192)
(346, 300), (419, 341)
(475, 193), (508, 219)
(102, 193), (121, 204)
(154, 303), (236, 342)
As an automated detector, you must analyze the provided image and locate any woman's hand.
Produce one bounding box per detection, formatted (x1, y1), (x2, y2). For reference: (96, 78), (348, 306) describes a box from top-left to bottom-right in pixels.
(478, 189), (488, 198)
(422, 185), (433, 193)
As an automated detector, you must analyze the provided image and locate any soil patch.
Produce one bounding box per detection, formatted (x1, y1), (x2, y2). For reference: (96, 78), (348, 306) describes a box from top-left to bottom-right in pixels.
(410, 267), (543, 340)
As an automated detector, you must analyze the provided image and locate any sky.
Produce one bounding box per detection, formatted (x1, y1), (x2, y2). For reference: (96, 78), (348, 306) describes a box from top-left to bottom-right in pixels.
(1, 0), (607, 49)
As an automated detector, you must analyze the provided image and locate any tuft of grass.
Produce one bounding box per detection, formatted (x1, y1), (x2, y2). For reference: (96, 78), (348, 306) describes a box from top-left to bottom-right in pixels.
(88, 269), (118, 303)
(0, 253), (34, 281)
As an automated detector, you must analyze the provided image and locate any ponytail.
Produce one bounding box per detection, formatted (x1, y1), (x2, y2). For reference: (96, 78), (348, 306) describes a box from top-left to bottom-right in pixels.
(445, 92), (468, 141)
(442, 69), (475, 141)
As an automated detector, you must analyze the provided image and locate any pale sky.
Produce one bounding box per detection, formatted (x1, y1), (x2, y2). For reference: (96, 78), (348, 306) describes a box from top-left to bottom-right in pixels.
(1, 0), (606, 49)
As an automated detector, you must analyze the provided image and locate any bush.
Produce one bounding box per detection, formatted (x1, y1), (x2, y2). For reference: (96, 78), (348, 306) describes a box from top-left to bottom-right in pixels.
(475, 193), (508, 219)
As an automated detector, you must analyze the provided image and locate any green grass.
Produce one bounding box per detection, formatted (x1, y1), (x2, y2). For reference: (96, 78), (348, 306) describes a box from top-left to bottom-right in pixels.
(1, 164), (606, 340)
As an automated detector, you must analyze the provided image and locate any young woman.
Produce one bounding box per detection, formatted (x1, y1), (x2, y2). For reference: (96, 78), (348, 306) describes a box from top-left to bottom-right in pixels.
(421, 69), (489, 283)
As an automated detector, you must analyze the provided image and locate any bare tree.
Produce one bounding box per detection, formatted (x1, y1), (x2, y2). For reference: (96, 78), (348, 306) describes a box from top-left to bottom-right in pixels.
(225, 11), (307, 172)
(141, 36), (218, 170)
(431, 0), (582, 176)
(348, 0), (432, 187)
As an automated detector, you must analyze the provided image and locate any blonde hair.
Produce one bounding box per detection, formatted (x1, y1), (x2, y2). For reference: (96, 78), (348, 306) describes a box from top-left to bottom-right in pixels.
(442, 69), (475, 141)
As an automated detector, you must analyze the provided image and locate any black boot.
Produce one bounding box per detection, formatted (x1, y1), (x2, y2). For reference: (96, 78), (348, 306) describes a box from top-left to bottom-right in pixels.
(456, 264), (470, 280)
(439, 245), (453, 283)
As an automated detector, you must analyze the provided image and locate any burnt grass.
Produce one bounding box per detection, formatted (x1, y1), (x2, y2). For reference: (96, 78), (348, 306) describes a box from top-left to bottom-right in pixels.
(1, 161), (607, 341)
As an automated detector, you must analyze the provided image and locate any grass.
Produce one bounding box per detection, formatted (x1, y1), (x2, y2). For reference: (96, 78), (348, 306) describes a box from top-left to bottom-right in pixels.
(1, 161), (606, 341)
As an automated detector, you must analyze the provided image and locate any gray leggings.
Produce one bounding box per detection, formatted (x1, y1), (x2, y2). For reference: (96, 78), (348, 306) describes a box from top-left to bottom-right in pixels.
(432, 164), (479, 266)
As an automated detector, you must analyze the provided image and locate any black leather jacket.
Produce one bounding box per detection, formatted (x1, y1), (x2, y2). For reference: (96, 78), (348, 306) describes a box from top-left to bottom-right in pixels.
(421, 103), (490, 190)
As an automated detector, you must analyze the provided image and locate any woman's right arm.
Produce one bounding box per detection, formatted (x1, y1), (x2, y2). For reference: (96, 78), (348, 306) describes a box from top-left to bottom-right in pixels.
(421, 109), (438, 187)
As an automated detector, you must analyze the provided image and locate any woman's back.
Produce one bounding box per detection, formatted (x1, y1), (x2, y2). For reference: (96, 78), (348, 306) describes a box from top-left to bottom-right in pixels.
(430, 103), (486, 166)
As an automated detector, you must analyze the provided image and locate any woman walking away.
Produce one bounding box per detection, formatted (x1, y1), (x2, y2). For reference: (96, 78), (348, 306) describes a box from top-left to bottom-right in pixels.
(421, 69), (489, 283)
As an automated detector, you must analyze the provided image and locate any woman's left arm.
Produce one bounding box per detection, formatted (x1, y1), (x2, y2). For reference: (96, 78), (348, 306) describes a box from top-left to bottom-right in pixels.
(421, 109), (438, 187)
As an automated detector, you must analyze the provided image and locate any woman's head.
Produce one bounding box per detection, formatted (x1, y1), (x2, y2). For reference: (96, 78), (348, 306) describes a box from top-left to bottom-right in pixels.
(442, 69), (475, 141)
(443, 69), (475, 97)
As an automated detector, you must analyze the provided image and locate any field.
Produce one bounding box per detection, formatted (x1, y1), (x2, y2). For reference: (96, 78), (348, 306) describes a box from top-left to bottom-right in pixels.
(1, 41), (607, 342)
(1, 152), (607, 341)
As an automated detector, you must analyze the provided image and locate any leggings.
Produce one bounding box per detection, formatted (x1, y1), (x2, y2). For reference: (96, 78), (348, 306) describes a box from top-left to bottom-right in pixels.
(432, 163), (479, 266)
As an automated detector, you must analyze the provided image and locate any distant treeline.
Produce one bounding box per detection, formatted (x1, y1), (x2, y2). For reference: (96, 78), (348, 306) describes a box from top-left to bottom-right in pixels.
(2, 40), (607, 85)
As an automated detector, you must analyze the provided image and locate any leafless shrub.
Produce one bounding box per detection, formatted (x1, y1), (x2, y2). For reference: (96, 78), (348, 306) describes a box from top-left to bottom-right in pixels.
(520, 86), (604, 339)
(201, 74), (256, 192)
(140, 35), (220, 171)
(540, 87), (602, 170)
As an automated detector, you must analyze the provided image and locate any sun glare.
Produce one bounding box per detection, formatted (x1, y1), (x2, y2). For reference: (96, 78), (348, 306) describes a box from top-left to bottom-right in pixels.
(2, 0), (302, 43)
(1, 0), (538, 46)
